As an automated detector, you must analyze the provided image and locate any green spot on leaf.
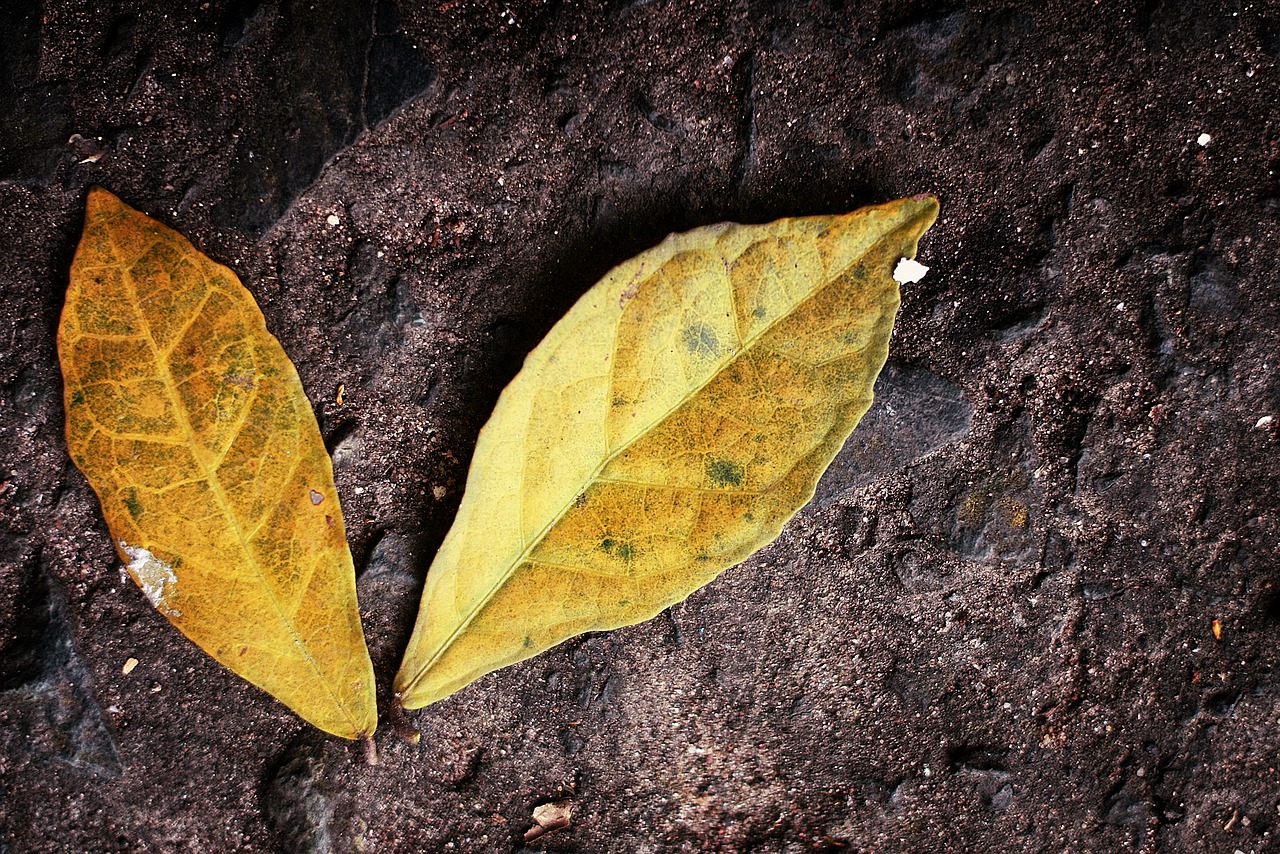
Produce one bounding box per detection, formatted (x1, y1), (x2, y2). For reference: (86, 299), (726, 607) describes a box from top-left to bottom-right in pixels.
(122, 492), (143, 520)
(681, 322), (718, 357)
(599, 538), (636, 561)
(707, 458), (744, 487)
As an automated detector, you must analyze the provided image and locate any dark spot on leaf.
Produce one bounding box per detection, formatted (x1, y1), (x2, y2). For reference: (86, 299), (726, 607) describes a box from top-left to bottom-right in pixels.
(681, 322), (719, 357)
(752, 305), (766, 318)
(122, 492), (143, 520)
(69, 389), (85, 406)
(523, 636), (533, 648)
(600, 537), (636, 561)
(707, 458), (745, 487)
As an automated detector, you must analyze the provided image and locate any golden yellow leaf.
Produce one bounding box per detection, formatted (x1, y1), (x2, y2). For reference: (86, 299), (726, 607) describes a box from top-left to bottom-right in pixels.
(395, 195), (940, 708)
(59, 187), (376, 739)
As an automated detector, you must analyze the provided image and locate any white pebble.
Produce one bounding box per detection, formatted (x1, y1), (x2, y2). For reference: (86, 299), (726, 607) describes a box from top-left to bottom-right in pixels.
(326, 214), (340, 226)
(1256, 415), (1273, 429)
(1197, 133), (1211, 147)
(893, 257), (929, 284)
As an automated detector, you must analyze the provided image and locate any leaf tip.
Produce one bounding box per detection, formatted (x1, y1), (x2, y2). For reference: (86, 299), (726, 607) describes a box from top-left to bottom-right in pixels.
(907, 193), (940, 227)
(85, 184), (125, 215)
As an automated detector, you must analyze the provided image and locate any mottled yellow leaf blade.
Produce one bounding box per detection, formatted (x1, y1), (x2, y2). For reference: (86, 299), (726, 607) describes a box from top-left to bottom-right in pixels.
(59, 187), (376, 739)
(396, 195), (940, 708)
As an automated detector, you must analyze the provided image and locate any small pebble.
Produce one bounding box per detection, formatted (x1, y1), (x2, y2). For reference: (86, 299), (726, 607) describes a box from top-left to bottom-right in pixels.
(893, 257), (929, 284)
(1197, 133), (1211, 147)
(326, 214), (340, 226)
(122, 657), (139, 675)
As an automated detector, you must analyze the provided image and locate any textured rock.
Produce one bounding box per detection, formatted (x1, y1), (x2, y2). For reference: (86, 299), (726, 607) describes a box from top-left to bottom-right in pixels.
(2, 0), (1278, 851)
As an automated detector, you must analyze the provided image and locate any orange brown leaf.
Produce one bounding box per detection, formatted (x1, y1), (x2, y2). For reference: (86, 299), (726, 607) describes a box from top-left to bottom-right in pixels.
(59, 187), (376, 739)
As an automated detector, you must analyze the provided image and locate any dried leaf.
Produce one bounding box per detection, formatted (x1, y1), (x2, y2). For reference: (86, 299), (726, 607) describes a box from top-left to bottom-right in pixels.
(395, 195), (939, 708)
(59, 187), (376, 739)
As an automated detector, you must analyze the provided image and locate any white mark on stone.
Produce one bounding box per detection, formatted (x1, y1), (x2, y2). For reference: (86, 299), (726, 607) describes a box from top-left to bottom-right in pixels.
(119, 541), (181, 617)
(893, 257), (930, 284)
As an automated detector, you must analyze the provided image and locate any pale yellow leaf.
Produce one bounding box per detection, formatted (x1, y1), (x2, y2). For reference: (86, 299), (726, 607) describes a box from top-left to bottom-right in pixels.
(59, 187), (377, 739)
(395, 195), (940, 709)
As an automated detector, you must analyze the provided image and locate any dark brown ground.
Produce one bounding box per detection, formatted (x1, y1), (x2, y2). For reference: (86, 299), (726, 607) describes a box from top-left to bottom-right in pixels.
(3, 1), (1279, 851)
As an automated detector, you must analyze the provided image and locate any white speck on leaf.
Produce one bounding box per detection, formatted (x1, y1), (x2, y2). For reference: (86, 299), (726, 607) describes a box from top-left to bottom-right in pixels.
(120, 541), (181, 617)
(893, 257), (929, 284)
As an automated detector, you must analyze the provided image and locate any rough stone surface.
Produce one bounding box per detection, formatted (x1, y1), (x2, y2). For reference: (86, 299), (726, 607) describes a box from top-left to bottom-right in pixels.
(2, 1), (1279, 851)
